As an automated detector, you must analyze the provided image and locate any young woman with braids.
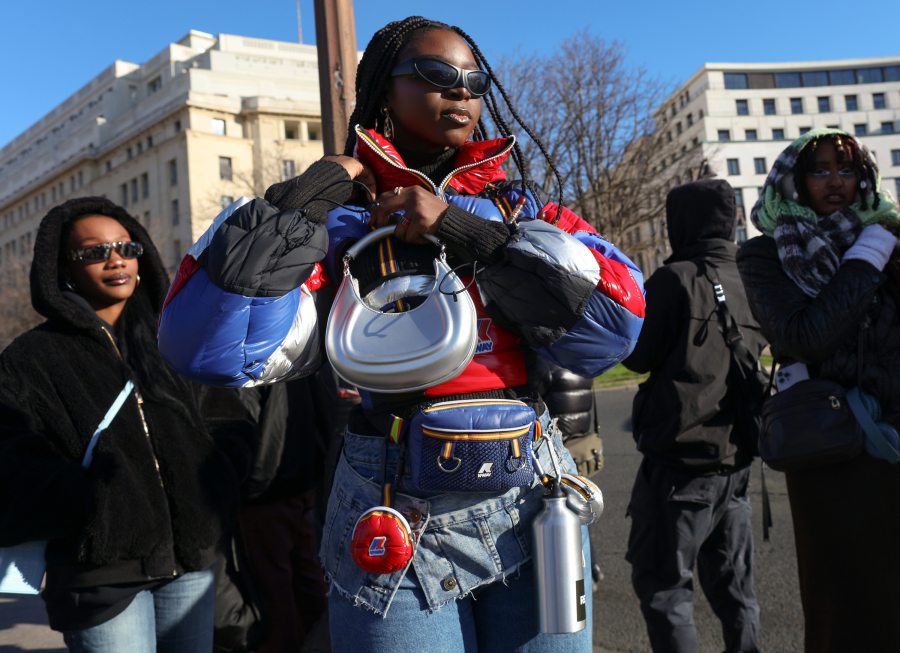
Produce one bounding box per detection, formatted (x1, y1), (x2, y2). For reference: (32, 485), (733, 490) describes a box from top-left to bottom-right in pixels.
(738, 128), (900, 652)
(158, 16), (645, 652)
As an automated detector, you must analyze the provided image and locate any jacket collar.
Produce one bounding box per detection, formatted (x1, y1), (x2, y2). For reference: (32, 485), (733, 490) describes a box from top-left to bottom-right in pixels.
(352, 125), (514, 199)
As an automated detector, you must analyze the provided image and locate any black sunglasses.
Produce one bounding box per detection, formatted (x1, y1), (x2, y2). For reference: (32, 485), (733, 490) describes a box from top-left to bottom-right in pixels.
(69, 241), (144, 262)
(390, 57), (491, 97)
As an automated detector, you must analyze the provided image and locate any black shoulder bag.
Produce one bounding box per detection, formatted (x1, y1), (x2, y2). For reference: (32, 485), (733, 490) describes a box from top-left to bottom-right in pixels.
(758, 328), (865, 473)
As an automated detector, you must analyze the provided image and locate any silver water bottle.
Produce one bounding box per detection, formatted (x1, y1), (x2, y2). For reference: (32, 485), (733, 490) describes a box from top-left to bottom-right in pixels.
(532, 479), (587, 633)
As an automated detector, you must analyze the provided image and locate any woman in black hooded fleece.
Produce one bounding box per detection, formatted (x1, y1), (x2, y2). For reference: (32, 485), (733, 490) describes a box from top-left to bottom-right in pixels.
(0, 197), (253, 652)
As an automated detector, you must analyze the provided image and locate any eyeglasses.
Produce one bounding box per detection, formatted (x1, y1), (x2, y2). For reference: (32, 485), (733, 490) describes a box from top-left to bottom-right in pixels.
(390, 57), (491, 97)
(69, 241), (144, 262)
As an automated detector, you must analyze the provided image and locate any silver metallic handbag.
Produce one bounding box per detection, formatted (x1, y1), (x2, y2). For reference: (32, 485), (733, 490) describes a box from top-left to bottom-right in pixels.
(325, 226), (477, 393)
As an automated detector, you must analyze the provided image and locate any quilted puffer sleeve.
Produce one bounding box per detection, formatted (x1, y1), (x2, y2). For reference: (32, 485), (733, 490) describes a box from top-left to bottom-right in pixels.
(158, 197), (330, 387)
(439, 191), (645, 378)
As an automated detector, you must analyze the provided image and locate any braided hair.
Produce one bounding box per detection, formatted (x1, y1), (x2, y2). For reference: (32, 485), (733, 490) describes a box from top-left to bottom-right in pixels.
(345, 16), (564, 217)
(793, 133), (881, 211)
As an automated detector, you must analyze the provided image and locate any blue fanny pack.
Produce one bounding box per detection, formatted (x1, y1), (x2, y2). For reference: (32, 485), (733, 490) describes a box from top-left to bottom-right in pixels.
(407, 399), (540, 493)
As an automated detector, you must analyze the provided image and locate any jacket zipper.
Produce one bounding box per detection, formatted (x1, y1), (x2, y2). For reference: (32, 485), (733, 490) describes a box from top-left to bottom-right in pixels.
(354, 125), (516, 202)
(100, 326), (178, 577)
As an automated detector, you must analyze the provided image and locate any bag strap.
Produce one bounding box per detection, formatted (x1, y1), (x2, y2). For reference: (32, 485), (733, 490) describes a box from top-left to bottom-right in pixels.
(82, 380), (134, 469)
(846, 387), (900, 464)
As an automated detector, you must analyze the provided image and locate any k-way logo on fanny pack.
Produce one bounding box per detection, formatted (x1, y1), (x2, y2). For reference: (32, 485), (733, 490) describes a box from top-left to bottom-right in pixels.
(476, 319), (493, 355)
(368, 536), (387, 557)
(477, 462), (494, 478)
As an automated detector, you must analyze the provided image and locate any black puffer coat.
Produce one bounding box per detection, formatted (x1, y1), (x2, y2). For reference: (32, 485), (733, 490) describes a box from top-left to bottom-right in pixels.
(528, 357), (594, 439)
(0, 197), (252, 588)
(737, 235), (900, 428)
(623, 180), (766, 472)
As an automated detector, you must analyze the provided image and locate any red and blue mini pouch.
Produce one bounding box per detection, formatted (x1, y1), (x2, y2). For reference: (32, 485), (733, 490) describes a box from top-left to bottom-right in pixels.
(406, 398), (541, 493)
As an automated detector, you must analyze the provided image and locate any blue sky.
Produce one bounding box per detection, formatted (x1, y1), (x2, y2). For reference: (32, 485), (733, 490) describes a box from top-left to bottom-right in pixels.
(1, 0), (897, 149)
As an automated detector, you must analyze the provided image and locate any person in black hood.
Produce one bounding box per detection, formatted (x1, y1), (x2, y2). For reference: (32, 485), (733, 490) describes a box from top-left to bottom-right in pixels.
(0, 197), (253, 652)
(622, 179), (765, 653)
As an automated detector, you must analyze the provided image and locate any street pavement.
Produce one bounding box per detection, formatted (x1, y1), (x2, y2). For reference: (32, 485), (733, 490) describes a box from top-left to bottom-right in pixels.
(588, 385), (804, 652)
(0, 384), (803, 653)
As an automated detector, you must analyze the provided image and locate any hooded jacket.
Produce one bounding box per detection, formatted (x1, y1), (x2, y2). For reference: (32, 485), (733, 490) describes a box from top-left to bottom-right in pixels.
(0, 197), (252, 588)
(623, 179), (766, 472)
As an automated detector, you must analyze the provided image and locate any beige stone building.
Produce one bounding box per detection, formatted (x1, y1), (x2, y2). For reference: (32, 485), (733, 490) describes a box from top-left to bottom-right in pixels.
(0, 30), (329, 273)
(637, 55), (900, 278)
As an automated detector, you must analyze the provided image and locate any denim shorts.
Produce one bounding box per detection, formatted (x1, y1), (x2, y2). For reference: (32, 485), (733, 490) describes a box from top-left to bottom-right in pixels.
(319, 409), (582, 618)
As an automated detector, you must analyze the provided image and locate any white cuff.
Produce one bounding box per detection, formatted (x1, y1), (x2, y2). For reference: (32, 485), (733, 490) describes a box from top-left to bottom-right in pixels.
(842, 224), (898, 271)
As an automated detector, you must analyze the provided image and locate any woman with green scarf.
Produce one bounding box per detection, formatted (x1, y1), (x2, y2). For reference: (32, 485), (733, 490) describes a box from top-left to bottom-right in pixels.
(737, 128), (900, 652)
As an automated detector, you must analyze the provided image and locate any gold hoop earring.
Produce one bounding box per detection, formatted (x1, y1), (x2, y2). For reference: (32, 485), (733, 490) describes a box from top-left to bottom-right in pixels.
(381, 107), (394, 142)
(136, 274), (141, 287)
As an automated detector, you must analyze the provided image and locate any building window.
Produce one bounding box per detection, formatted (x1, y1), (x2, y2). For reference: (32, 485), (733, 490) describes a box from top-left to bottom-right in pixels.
(136, 142), (143, 155)
(219, 156), (233, 181)
(212, 118), (226, 136)
(141, 173), (149, 198)
(220, 196), (234, 210)
(831, 69), (856, 86)
(818, 97), (831, 113)
(687, 113), (693, 126)
(692, 137), (699, 147)
(736, 226), (747, 244)
(735, 100), (749, 116)
(285, 121), (300, 140)
(77, 171), (83, 187)
(283, 160), (295, 180)
(172, 200), (180, 225)
(70, 176), (76, 192)
(131, 179), (138, 203)
(776, 72), (802, 88)
(727, 159), (740, 176)
(127, 147), (132, 160)
(745, 129), (758, 141)
(174, 120), (182, 132)
(803, 71), (829, 87)
(734, 188), (743, 207)
(148, 76), (162, 94)
(307, 122), (322, 141)
(754, 158), (767, 174)
(666, 132), (672, 142)
(676, 122), (682, 135)
(106, 161), (111, 172)
(698, 109), (704, 119)
(718, 130), (730, 141)
(846, 95), (858, 111)
(147, 136), (153, 148)
(799, 127), (811, 135)
(896, 179), (900, 199)
(790, 98), (803, 114)
(873, 93), (886, 110)
(169, 160), (178, 186)
(855, 124), (868, 136)
(883, 123), (895, 134)
(51, 187), (56, 201)
(121, 184), (128, 207)
(724, 73), (748, 89)
(891, 150), (900, 166)
(763, 99), (775, 115)
(858, 68), (884, 84)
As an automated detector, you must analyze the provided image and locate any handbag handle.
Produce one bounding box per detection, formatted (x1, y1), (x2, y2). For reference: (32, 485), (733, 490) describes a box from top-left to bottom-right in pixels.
(343, 226), (442, 264)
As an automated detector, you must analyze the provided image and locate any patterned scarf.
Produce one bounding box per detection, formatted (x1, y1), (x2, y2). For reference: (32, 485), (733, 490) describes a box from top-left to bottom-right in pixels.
(749, 128), (900, 297)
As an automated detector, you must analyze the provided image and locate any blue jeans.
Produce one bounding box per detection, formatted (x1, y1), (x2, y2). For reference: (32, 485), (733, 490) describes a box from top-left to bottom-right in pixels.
(322, 411), (593, 653)
(62, 567), (215, 653)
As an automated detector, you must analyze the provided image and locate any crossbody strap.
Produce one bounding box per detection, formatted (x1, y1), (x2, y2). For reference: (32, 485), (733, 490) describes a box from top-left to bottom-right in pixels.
(82, 380), (135, 469)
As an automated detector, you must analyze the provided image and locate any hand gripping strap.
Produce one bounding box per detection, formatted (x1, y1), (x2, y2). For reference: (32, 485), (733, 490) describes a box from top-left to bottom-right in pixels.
(350, 506), (414, 575)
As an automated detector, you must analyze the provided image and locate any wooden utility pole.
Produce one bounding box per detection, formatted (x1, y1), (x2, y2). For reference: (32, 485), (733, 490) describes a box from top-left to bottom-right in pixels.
(313, 0), (358, 155)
